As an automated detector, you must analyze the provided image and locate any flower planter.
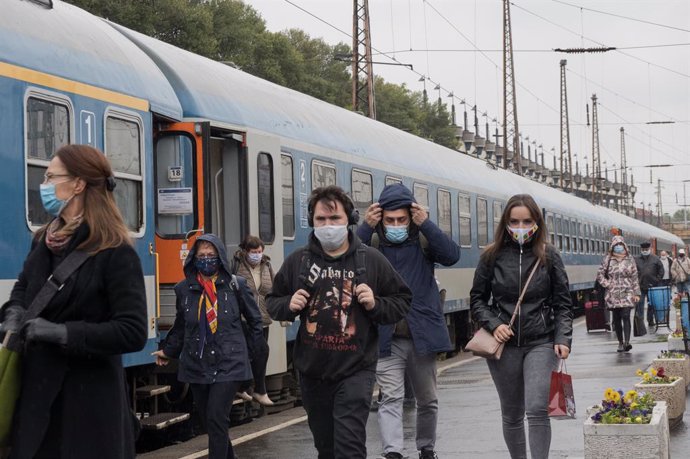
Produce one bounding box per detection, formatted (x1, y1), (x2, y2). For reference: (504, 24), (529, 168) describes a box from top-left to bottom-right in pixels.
(667, 334), (685, 352)
(634, 378), (685, 427)
(651, 356), (690, 389)
(583, 401), (670, 459)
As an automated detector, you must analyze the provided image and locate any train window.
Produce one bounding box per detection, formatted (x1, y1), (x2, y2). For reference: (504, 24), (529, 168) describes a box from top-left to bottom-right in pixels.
(105, 114), (143, 232)
(579, 222), (584, 254)
(458, 193), (471, 247)
(312, 160), (336, 188)
(385, 176), (402, 186)
(413, 183), (429, 208)
(437, 189), (452, 238)
(477, 197), (488, 247)
(563, 219), (570, 252)
(257, 153), (275, 244)
(25, 96), (71, 227)
(281, 154), (295, 238)
(351, 169), (373, 221)
(556, 217), (563, 250)
(547, 214), (555, 245)
(155, 134), (196, 237)
(493, 201), (503, 231)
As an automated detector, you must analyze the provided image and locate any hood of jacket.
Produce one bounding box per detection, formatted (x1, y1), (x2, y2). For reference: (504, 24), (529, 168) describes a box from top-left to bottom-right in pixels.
(183, 233), (232, 278)
(378, 183), (416, 210)
(609, 235), (630, 255)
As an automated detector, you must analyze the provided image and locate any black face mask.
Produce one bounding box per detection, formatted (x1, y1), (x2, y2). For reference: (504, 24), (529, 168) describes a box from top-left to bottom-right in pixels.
(194, 257), (220, 277)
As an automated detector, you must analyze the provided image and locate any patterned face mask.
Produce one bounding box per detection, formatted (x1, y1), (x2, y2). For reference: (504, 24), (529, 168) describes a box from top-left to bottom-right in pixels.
(507, 224), (539, 245)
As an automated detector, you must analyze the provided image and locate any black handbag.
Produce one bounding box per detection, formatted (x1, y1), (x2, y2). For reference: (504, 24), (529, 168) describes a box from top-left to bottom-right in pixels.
(633, 314), (647, 337)
(593, 258), (613, 305)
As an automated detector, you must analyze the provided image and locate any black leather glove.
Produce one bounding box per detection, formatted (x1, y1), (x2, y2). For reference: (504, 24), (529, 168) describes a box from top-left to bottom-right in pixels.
(22, 317), (68, 346)
(0, 305), (25, 337)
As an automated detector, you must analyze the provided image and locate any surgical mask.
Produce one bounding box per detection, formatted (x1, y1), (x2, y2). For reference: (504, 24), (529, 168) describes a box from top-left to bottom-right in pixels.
(195, 257), (220, 277)
(507, 224), (538, 246)
(314, 225), (348, 251)
(661, 255), (668, 260)
(613, 245), (625, 254)
(641, 250), (651, 256)
(385, 225), (409, 244)
(247, 253), (263, 265)
(39, 183), (70, 217)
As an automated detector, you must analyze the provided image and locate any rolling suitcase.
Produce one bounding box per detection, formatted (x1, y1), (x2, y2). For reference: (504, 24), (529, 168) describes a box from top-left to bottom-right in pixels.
(584, 301), (609, 332)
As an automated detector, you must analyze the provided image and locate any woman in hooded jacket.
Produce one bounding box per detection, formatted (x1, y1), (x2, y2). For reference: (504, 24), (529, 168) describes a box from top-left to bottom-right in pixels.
(470, 194), (572, 459)
(152, 234), (264, 459)
(596, 236), (640, 352)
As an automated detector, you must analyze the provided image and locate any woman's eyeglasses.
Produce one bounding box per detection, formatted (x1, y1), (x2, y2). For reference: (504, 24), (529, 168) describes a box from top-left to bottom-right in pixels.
(43, 172), (72, 184)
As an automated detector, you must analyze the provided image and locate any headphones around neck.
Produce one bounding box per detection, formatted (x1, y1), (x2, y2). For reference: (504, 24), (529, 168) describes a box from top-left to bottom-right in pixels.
(307, 194), (360, 227)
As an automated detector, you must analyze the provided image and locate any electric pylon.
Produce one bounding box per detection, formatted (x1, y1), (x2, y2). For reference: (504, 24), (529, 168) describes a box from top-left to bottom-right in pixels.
(591, 94), (601, 205)
(620, 127), (628, 215)
(502, 0), (521, 174)
(559, 60), (573, 191)
(352, 0), (376, 119)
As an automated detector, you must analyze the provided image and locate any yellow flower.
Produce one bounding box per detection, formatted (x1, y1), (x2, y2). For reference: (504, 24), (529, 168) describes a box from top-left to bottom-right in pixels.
(604, 388), (616, 402)
(643, 373), (651, 382)
(631, 402), (639, 409)
(636, 369), (643, 376)
(635, 416), (643, 423)
(650, 368), (658, 377)
(611, 391), (621, 403)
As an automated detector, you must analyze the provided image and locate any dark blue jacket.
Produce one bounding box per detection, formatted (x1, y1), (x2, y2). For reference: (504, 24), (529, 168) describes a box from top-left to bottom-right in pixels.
(163, 234), (263, 384)
(357, 184), (461, 356)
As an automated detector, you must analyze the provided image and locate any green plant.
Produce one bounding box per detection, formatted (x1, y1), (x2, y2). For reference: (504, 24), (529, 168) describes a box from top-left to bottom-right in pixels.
(636, 367), (679, 384)
(590, 388), (655, 424)
(657, 350), (686, 359)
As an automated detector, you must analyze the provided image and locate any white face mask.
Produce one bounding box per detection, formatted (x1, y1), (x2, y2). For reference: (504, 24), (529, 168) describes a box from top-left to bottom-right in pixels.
(641, 250), (651, 256)
(247, 253), (263, 265)
(314, 225), (348, 251)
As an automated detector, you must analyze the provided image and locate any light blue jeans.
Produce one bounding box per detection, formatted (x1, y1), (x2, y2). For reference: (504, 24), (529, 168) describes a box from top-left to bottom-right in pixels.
(377, 337), (438, 455)
(487, 343), (558, 459)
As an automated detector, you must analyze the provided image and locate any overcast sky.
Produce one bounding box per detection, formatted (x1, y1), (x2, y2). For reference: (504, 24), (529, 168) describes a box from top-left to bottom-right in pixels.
(246, 0), (690, 216)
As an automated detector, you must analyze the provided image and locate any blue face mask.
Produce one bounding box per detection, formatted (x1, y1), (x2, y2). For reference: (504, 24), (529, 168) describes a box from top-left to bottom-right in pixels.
(247, 253), (263, 265)
(385, 225), (408, 243)
(194, 257), (220, 277)
(39, 183), (68, 217)
(613, 245), (625, 254)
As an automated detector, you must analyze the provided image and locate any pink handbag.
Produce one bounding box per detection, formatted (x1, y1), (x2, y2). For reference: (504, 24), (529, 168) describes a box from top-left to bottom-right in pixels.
(466, 260), (541, 359)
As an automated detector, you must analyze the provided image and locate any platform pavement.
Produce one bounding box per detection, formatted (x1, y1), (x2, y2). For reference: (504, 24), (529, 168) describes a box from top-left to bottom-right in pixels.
(139, 314), (690, 458)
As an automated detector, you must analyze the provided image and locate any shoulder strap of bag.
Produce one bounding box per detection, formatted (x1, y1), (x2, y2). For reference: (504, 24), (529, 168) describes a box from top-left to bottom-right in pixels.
(507, 260), (541, 328)
(6, 249), (90, 351)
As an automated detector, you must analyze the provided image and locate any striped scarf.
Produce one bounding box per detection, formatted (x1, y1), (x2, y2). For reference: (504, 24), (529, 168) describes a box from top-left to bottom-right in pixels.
(197, 273), (218, 334)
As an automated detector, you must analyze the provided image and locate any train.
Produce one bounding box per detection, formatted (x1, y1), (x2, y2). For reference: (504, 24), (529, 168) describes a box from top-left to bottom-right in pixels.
(1, 0), (684, 436)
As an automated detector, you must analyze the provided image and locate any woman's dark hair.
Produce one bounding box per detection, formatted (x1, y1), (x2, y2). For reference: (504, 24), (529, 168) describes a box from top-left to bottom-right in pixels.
(37, 144), (131, 253)
(481, 194), (548, 264)
(240, 234), (265, 251)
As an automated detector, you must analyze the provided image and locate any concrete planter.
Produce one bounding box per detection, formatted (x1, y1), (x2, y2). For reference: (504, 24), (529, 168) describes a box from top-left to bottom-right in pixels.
(635, 378), (685, 427)
(667, 334), (685, 352)
(583, 401), (670, 459)
(651, 356), (690, 389)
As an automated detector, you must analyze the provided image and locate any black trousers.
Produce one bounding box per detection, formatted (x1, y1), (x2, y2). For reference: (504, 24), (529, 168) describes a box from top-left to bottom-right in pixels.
(299, 365), (376, 459)
(611, 307), (632, 344)
(251, 327), (270, 394)
(190, 381), (241, 459)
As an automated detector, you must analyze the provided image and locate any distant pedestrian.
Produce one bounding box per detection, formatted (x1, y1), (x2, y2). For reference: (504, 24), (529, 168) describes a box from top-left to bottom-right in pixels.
(659, 250), (672, 286)
(596, 236), (640, 352)
(671, 248), (690, 294)
(0, 144), (147, 459)
(232, 234), (275, 406)
(470, 194), (573, 459)
(634, 241), (663, 328)
(267, 186), (411, 459)
(153, 234), (264, 459)
(357, 183), (460, 459)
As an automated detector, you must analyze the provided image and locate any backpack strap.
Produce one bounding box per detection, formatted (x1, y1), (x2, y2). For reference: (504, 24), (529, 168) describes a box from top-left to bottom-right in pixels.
(298, 247), (316, 290)
(354, 245), (367, 286)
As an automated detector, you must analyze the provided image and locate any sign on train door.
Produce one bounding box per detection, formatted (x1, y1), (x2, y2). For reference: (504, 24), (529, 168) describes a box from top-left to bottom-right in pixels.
(244, 131), (287, 375)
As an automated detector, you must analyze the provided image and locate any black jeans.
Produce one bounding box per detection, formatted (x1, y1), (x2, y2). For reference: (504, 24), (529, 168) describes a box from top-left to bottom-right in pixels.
(299, 365), (376, 459)
(252, 327), (270, 394)
(611, 307), (632, 344)
(190, 381), (241, 459)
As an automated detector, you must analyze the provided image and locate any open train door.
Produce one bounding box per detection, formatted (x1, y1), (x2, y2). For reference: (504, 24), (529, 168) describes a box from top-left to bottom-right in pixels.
(243, 131), (287, 375)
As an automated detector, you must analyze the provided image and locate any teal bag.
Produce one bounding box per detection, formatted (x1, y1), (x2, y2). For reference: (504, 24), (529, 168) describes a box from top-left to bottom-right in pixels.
(0, 332), (21, 448)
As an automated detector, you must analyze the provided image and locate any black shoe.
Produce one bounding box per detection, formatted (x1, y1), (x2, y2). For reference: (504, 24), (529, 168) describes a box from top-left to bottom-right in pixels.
(383, 453), (403, 459)
(419, 450), (438, 459)
(617, 343), (625, 352)
(624, 343), (632, 352)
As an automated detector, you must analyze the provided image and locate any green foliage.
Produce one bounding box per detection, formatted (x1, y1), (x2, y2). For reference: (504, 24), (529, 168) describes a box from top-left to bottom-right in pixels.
(64, 0), (459, 149)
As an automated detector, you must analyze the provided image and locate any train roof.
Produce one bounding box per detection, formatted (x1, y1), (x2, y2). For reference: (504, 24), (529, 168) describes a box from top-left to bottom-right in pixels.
(0, 0), (182, 119)
(116, 25), (681, 245)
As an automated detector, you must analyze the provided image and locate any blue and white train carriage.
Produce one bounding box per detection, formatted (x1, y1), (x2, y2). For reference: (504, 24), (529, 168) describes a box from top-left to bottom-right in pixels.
(0, 0), (683, 430)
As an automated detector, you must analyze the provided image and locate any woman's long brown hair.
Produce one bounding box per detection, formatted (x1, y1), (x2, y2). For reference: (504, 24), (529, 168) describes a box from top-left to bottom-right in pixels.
(481, 194), (548, 265)
(40, 144), (132, 253)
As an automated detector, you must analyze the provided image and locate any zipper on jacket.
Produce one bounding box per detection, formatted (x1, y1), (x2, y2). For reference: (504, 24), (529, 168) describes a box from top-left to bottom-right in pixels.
(518, 246), (523, 347)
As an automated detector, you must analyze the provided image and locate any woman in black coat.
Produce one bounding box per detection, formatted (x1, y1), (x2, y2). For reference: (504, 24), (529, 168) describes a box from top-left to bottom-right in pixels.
(0, 145), (148, 459)
(153, 233), (264, 459)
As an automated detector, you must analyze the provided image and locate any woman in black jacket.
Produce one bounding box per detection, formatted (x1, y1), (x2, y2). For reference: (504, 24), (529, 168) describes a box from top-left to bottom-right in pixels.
(470, 194), (573, 459)
(153, 233), (263, 459)
(0, 145), (148, 459)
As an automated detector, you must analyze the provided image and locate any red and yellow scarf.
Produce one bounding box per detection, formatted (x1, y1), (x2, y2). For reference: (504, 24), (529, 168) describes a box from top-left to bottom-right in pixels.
(197, 273), (218, 334)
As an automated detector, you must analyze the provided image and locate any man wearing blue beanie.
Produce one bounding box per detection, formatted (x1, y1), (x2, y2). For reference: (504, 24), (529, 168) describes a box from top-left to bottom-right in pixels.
(357, 183), (460, 459)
